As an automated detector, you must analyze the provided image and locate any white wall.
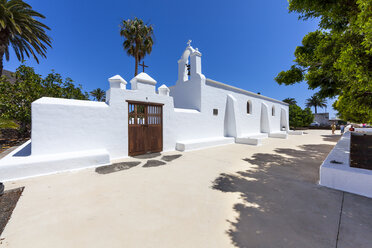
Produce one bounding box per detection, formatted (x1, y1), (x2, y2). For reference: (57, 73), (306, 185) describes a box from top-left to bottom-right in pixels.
(31, 75), (176, 160)
(0, 43), (290, 181)
(27, 44), (289, 161)
(170, 77), (288, 142)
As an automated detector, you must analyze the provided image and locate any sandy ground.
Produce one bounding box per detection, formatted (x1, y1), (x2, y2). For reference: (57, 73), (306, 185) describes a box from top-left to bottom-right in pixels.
(1, 130), (372, 247)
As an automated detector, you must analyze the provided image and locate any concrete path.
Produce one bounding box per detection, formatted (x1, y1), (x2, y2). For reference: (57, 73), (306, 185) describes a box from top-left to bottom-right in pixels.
(1, 130), (372, 247)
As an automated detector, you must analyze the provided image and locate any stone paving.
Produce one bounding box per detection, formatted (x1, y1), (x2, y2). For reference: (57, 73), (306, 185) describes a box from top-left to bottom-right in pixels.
(1, 130), (372, 248)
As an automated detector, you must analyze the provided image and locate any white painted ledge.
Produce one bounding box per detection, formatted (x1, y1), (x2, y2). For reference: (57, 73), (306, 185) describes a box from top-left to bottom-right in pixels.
(247, 133), (269, 139)
(235, 137), (261, 146)
(174, 108), (200, 113)
(320, 132), (372, 198)
(33, 97), (108, 108)
(288, 130), (304, 135)
(176, 137), (235, 151)
(235, 133), (270, 146)
(269, 131), (288, 139)
(0, 140), (110, 181)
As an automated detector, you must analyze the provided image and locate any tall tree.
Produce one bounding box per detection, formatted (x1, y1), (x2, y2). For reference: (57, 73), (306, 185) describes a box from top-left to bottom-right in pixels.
(275, 0), (372, 123)
(0, 0), (52, 76)
(305, 95), (327, 114)
(0, 65), (88, 136)
(119, 17), (154, 76)
(289, 104), (314, 130)
(282, 97), (297, 105)
(90, 88), (105, 101)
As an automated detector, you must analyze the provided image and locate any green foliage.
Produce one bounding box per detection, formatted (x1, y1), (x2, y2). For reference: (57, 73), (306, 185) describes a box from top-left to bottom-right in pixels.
(120, 17), (154, 76)
(276, 0), (372, 123)
(0, 0), (52, 75)
(289, 104), (314, 129)
(0, 117), (18, 129)
(90, 88), (105, 102)
(305, 95), (327, 114)
(282, 97), (297, 105)
(0, 65), (88, 135)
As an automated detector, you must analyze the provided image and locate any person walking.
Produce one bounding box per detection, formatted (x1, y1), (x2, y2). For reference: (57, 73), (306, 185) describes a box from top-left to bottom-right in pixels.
(340, 124), (345, 134)
(331, 122), (336, 134)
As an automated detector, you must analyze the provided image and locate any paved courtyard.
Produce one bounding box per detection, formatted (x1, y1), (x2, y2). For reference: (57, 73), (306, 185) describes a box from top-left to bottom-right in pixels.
(1, 130), (372, 247)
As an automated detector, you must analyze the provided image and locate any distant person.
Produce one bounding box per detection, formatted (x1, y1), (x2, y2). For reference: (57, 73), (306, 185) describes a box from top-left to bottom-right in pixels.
(363, 123), (366, 128)
(340, 124), (345, 134)
(349, 125), (355, 132)
(331, 123), (336, 134)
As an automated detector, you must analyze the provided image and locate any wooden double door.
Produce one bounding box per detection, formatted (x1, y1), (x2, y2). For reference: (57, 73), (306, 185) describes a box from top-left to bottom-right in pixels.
(128, 101), (163, 156)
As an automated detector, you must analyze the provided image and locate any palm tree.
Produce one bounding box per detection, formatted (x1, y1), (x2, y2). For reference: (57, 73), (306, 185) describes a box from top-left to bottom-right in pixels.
(90, 88), (105, 102)
(120, 18), (154, 76)
(282, 98), (297, 105)
(306, 95), (327, 114)
(0, 0), (52, 76)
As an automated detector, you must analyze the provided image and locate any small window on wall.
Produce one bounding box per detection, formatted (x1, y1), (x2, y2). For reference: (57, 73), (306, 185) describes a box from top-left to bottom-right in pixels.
(247, 101), (252, 114)
(213, 109), (218, 116)
(272, 106), (275, 116)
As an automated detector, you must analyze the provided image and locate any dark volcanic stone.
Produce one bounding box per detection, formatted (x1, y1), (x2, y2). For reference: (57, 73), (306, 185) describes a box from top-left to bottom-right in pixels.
(0, 183), (3, 196)
(95, 161), (141, 174)
(0, 187), (24, 236)
(161, 154), (182, 162)
(143, 160), (166, 168)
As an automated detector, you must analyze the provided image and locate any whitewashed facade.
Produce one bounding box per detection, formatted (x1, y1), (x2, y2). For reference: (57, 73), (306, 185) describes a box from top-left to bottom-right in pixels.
(0, 42), (289, 181)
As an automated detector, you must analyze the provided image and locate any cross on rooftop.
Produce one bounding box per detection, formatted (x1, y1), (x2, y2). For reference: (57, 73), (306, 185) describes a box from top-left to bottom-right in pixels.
(187, 40), (192, 46)
(139, 61), (148, 72)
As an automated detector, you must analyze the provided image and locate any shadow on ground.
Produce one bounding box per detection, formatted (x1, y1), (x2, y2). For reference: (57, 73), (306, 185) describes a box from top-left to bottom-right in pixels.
(322, 134), (341, 143)
(0, 187), (24, 237)
(95, 154), (183, 174)
(212, 144), (343, 248)
(95, 162), (141, 174)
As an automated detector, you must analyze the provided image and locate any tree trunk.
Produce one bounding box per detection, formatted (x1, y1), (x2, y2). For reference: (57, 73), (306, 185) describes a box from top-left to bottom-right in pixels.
(315, 106), (317, 114)
(0, 52), (3, 77)
(0, 46), (4, 77)
(0, 30), (8, 77)
(134, 53), (138, 76)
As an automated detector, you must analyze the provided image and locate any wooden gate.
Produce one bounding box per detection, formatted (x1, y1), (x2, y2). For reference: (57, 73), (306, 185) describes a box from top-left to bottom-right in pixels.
(127, 101), (163, 156)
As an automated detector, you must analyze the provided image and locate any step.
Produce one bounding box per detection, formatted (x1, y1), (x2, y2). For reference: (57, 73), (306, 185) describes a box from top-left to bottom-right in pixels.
(288, 130), (304, 135)
(176, 137), (235, 151)
(269, 131), (288, 139)
(235, 137), (262, 146)
(0, 141), (110, 181)
(235, 133), (269, 146)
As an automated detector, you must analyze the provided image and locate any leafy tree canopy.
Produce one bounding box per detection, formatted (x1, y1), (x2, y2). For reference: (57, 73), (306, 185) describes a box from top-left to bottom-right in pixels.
(288, 104), (314, 129)
(0, 65), (88, 135)
(275, 0), (372, 123)
(282, 97), (297, 105)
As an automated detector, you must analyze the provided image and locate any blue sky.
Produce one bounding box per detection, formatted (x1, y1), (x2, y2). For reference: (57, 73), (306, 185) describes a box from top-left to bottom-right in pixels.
(4, 0), (337, 117)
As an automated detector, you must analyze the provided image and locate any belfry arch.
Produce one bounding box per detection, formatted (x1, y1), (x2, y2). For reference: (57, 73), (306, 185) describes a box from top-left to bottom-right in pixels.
(177, 40), (203, 84)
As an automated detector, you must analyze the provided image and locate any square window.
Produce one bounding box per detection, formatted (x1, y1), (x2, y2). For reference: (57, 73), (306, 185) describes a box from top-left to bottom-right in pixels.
(213, 109), (218, 116)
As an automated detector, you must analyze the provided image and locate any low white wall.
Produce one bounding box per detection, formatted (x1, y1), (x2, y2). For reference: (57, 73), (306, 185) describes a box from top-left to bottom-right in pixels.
(31, 98), (124, 158)
(31, 78), (176, 161)
(320, 132), (372, 198)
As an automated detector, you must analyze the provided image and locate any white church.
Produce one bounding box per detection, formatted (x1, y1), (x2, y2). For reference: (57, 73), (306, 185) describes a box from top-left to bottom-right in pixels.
(0, 42), (290, 181)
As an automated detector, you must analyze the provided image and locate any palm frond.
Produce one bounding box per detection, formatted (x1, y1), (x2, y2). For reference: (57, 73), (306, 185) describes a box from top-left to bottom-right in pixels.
(0, 0), (51, 68)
